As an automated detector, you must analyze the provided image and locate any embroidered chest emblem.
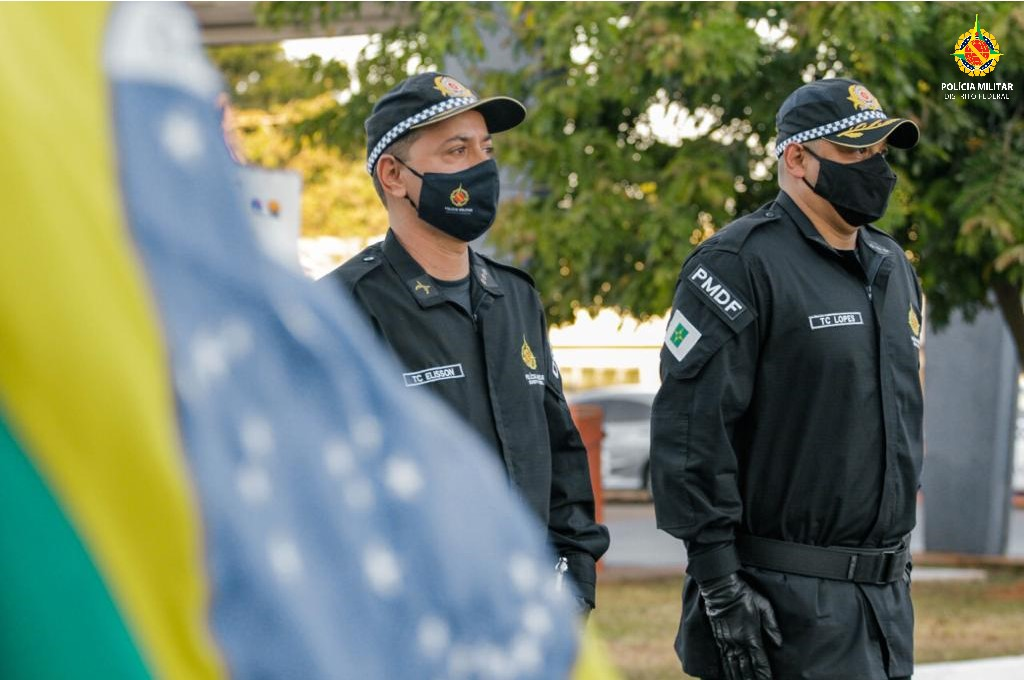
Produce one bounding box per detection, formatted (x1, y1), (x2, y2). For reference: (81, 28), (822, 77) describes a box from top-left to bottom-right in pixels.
(521, 335), (538, 370)
(908, 307), (921, 337)
(909, 306), (922, 349)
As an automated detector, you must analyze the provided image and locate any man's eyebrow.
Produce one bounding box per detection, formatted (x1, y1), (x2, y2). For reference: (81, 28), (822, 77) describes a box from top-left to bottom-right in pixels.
(440, 134), (493, 144)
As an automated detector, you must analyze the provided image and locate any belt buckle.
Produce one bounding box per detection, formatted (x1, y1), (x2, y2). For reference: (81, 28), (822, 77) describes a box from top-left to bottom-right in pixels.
(849, 548), (901, 583)
(878, 549), (898, 584)
(874, 547), (906, 584)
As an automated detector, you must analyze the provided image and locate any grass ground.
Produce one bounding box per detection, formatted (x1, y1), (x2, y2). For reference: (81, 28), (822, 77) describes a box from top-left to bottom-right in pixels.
(590, 564), (1024, 680)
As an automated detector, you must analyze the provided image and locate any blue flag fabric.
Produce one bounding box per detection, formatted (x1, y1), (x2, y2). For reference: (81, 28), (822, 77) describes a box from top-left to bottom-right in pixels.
(104, 3), (578, 678)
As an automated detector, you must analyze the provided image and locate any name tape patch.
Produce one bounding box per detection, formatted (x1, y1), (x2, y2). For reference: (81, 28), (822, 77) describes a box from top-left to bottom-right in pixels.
(664, 309), (703, 362)
(808, 312), (864, 330)
(403, 363), (465, 387)
(687, 265), (746, 320)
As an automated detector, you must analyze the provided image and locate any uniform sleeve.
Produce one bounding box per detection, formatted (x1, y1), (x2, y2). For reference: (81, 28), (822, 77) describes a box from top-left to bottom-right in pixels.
(321, 272), (386, 339)
(539, 304), (610, 608)
(650, 248), (762, 584)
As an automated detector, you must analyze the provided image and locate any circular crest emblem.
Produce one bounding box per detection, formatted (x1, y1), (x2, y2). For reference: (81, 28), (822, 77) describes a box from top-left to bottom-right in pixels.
(952, 15), (1002, 77)
(846, 85), (881, 112)
(449, 184), (470, 207)
(434, 75), (475, 99)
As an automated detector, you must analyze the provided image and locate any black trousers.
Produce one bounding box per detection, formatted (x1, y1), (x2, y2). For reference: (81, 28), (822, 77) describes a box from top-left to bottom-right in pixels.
(678, 566), (915, 679)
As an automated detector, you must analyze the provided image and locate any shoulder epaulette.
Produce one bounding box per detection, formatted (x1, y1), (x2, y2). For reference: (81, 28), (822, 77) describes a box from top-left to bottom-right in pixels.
(475, 251), (536, 288)
(323, 242), (385, 290)
(697, 201), (781, 255)
(862, 223), (901, 249)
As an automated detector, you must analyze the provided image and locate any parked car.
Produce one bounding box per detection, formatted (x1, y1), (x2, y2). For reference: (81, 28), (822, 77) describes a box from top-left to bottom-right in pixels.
(570, 385), (657, 492)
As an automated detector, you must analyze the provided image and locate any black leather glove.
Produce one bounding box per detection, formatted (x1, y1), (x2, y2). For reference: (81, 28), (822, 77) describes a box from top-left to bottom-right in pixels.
(699, 572), (782, 680)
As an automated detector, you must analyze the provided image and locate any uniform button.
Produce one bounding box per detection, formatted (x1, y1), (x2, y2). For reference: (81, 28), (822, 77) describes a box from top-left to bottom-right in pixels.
(362, 256), (375, 262)
(765, 210), (774, 218)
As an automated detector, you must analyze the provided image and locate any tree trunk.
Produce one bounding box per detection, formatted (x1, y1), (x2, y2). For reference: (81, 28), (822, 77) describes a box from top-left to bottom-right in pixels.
(993, 279), (1024, 370)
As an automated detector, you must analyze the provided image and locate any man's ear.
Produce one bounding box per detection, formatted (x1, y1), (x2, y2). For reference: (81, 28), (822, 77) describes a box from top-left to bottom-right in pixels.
(376, 156), (407, 200)
(783, 143), (810, 180)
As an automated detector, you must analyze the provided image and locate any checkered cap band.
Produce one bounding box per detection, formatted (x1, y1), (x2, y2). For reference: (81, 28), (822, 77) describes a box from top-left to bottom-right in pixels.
(366, 97), (477, 174)
(774, 109), (888, 157)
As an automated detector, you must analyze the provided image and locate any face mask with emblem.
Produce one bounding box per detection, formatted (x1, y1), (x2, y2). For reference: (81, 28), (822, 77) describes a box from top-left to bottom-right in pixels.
(801, 146), (897, 227)
(398, 158), (500, 242)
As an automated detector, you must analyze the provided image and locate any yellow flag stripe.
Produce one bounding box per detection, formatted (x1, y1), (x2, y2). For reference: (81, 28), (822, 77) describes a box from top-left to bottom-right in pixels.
(572, 626), (623, 680)
(0, 4), (224, 678)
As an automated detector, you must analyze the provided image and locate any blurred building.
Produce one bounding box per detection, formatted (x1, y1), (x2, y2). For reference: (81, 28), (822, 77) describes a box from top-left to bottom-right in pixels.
(548, 310), (664, 393)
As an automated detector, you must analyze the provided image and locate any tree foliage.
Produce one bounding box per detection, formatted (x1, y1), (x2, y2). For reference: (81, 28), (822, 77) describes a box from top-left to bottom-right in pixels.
(253, 1), (1024, 361)
(208, 44), (387, 238)
(209, 43), (350, 109)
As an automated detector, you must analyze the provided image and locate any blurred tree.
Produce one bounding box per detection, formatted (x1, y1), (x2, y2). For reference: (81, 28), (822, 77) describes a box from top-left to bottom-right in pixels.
(209, 43), (350, 109)
(256, 1), (1023, 364)
(208, 44), (387, 238)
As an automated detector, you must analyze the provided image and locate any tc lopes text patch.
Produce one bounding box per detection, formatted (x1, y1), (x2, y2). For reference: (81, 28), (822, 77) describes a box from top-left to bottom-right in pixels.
(808, 312), (864, 330)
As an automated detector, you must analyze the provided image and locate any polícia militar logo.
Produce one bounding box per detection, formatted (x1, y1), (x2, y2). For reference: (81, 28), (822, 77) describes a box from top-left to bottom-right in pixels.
(951, 15), (1003, 77)
(449, 184), (470, 207)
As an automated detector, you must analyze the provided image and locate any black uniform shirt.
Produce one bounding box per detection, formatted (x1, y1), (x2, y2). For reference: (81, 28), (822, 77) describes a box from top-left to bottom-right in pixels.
(651, 191), (924, 582)
(651, 192), (924, 678)
(323, 230), (610, 605)
(435, 272), (473, 316)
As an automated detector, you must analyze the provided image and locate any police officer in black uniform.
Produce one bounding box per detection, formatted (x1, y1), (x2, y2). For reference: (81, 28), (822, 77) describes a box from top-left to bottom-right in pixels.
(322, 72), (609, 612)
(650, 78), (923, 679)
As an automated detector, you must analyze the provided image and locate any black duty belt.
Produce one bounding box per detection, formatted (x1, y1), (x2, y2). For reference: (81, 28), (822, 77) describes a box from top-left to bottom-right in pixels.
(735, 534), (909, 584)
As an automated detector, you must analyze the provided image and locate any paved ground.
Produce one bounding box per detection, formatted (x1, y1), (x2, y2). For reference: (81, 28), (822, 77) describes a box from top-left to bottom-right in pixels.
(915, 655), (1024, 679)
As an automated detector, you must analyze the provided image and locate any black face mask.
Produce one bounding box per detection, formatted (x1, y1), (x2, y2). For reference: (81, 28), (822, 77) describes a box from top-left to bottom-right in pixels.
(397, 158), (500, 242)
(802, 147), (897, 226)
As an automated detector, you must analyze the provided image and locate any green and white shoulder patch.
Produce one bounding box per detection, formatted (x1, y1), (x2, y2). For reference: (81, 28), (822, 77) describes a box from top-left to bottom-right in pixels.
(664, 309), (702, 362)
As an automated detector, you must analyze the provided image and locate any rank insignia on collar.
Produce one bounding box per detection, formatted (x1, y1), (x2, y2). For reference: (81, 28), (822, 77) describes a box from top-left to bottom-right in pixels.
(521, 335), (538, 370)
(415, 280), (432, 295)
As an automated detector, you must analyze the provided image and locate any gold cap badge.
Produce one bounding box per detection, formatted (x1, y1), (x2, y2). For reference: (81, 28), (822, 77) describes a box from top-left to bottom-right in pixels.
(434, 75), (474, 98)
(846, 84), (881, 112)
